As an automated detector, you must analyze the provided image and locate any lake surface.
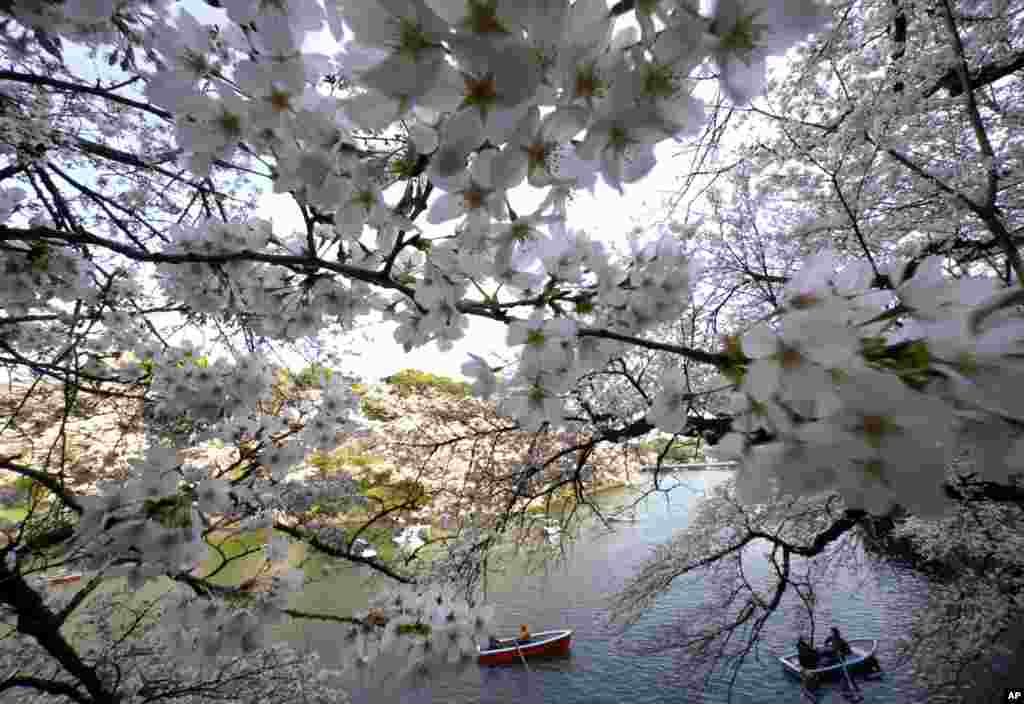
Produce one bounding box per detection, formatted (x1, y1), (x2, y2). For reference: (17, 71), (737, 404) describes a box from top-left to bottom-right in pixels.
(277, 471), (934, 704)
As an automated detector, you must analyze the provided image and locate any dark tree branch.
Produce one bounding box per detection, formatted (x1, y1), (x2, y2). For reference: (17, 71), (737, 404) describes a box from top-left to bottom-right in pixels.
(0, 457), (82, 514)
(273, 523), (416, 584)
(944, 479), (1024, 504)
(280, 609), (367, 626)
(0, 564), (115, 703)
(0, 70), (172, 120)
(924, 51), (1024, 98)
(751, 509), (868, 557)
(578, 328), (730, 367)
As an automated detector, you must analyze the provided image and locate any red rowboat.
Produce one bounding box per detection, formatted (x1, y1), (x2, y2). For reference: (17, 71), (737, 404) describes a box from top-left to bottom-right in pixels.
(47, 572), (83, 586)
(477, 629), (573, 665)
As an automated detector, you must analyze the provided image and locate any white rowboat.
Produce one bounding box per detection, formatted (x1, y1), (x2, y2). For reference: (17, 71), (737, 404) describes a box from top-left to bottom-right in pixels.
(779, 638), (879, 679)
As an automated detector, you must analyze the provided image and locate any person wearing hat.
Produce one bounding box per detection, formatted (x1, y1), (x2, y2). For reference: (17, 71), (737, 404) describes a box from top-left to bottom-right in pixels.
(797, 636), (819, 669)
(825, 627), (852, 658)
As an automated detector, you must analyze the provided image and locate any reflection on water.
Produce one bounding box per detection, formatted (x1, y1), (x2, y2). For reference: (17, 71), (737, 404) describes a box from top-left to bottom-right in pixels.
(282, 472), (933, 703)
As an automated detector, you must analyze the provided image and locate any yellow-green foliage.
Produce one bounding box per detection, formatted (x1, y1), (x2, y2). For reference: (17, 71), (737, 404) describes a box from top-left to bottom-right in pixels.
(391, 478), (426, 501)
(12, 476), (36, 502)
(355, 469), (394, 491)
(383, 368), (471, 398)
(143, 493), (194, 529)
(640, 435), (705, 462)
(360, 396), (399, 420)
(364, 478), (429, 512)
(290, 362), (335, 389)
(397, 622), (431, 636)
(307, 446), (385, 475)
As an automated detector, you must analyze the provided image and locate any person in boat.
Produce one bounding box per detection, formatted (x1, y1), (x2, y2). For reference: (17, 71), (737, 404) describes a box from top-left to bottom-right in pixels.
(487, 636), (501, 650)
(797, 636), (819, 669)
(825, 627), (852, 659)
(518, 624), (531, 644)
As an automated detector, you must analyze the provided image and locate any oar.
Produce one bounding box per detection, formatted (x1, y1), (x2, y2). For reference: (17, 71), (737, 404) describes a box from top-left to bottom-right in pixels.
(838, 653), (862, 701)
(799, 671), (818, 702)
(514, 639), (531, 671)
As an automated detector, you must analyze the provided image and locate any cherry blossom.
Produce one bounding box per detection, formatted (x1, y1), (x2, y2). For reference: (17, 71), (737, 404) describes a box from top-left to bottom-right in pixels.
(710, 0), (829, 104)
(507, 308), (577, 378)
(437, 37), (544, 143)
(339, 0), (453, 106)
(575, 81), (665, 193)
(145, 9), (221, 110)
(426, 149), (510, 240)
(461, 353), (500, 398)
(174, 89), (250, 177)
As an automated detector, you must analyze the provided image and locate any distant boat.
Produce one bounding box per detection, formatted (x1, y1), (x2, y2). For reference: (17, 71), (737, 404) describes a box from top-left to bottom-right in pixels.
(352, 538), (377, 559)
(779, 638), (880, 680)
(393, 524), (427, 551)
(47, 572), (83, 586)
(478, 629), (573, 665)
(542, 523), (562, 543)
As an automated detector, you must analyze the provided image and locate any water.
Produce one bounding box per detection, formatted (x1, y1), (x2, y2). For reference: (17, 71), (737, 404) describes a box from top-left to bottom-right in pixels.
(280, 471), (933, 703)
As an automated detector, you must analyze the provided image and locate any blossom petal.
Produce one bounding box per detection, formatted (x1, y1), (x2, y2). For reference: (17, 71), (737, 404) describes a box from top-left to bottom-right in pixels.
(426, 192), (464, 224)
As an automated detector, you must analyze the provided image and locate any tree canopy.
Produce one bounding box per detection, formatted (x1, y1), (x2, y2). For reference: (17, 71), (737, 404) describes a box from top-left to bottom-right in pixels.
(0, 0), (1022, 702)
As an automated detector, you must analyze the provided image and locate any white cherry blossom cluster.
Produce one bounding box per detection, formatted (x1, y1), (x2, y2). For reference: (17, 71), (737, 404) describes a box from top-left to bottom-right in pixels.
(166, 218), (274, 256)
(160, 587), (291, 663)
(144, 346), (273, 429)
(156, 232), (385, 341)
(0, 238), (97, 314)
(279, 475), (365, 514)
(114, 0), (827, 430)
(666, 250), (1024, 517)
(344, 583), (496, 672)
(296, 374), (366, 449)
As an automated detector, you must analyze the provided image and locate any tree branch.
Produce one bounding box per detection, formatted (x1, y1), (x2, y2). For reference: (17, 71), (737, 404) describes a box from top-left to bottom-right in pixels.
(0, 457), (82, 514)
(0, 70), (172, 120)
(578, 328), (730, 367)
(750, 509), (867, 557)
(0, 564), (114, 702)
(937, 0), (1024, 285)
(923, 50), (1024, 98)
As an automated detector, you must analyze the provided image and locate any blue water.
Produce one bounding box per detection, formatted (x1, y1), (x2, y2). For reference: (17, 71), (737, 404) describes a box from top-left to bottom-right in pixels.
(291, 472), (932, 703)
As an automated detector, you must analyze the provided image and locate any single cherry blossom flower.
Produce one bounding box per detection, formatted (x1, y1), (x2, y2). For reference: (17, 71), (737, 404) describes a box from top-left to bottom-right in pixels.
(428, 36), (543, 143)
(710, 0), (829, 104)
(333, 163), (392, 239)
(507, 309), (577, 377)
(461, 353), (500, 398)
(493, 105), (589, 189)
(576, 86), (666, 194)
(339, 1), (453, 106)
(145, 9), (219, 110)
(175, 88), (250, 176)
(427, 108), (485, 190)
(426, 150), (510, 241)
(499, 377), (566, 430)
